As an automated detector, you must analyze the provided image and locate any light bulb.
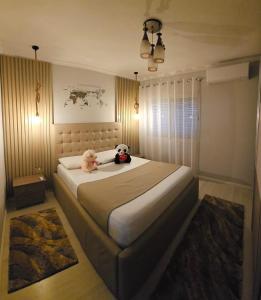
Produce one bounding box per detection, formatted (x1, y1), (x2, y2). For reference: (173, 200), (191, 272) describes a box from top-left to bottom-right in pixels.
(32, 114), (41, 125)
(134, 113), (140, 120)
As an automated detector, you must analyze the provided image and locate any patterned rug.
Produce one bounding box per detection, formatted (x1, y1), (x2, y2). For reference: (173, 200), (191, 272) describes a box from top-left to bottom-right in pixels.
(151, 195), (244, 300)
(8, 208), (78, 292)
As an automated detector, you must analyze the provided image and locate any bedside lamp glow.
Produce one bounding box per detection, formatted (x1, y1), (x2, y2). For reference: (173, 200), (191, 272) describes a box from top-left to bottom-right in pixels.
(31, 113), (41, 125)
(134, 113), (140, 120)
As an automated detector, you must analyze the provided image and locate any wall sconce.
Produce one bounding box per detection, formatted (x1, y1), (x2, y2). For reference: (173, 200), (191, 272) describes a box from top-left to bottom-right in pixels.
(32, 45), (41, 124)
(134, 71), (139, 119)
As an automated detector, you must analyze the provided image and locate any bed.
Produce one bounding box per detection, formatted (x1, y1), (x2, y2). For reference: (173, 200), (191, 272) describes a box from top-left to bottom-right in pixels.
(52, 122), (199, 300)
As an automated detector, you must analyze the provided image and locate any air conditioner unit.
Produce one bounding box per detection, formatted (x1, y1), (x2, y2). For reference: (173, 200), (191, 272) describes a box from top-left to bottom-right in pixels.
(206, 62), (249, 84)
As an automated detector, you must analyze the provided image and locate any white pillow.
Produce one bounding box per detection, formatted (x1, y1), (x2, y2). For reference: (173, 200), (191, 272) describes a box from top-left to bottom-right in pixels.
(58, 149), (115, 169)
(96, 149), (115, 165)
(58, 155), (82, 170)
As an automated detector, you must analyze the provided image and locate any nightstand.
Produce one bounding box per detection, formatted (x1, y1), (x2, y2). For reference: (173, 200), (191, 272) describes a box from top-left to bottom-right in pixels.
(13, 175), (46, 209)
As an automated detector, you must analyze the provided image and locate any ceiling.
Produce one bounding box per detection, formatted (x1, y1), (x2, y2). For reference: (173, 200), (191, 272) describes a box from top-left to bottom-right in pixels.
(0, 0), (261, 79)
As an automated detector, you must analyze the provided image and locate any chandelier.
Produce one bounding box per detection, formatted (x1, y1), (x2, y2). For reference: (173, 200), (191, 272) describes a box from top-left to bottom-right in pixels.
(140, 18), (165, 72)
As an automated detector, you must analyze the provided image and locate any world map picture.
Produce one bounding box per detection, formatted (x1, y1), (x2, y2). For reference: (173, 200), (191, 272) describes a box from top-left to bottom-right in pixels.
(64, 85), (107, 109)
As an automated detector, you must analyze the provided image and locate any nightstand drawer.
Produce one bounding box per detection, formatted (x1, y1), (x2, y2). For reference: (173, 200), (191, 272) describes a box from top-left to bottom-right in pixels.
(13, 177), (46, 209)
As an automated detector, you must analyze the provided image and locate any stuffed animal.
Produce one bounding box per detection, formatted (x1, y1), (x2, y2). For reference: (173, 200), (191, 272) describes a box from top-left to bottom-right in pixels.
(114, 144), (131, 164)
(81, 149), (98, 172)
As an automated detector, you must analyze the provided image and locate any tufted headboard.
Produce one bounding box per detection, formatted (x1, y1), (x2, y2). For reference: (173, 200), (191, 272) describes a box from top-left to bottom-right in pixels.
(52, 122), (122, 169)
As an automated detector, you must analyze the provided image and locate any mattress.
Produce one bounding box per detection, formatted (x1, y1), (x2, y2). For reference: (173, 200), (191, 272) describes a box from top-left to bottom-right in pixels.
(57, 157), (194, 247)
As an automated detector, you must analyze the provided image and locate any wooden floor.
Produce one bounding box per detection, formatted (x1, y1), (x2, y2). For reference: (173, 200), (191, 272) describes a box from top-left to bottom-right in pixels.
(0, 179), (253, 300)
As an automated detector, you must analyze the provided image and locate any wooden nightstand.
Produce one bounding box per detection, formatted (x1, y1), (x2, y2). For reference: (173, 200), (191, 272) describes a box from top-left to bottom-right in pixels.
(13, 175), (46, 209)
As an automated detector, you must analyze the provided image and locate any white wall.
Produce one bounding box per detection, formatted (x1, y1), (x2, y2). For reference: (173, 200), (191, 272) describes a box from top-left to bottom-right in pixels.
(0, 83), (6, 247)
(53, 65), (115, 124)
(199, 76), (258, 185)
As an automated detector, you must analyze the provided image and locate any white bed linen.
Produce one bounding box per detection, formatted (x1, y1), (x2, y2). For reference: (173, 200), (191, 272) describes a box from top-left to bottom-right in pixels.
(57, 157), (193, 247)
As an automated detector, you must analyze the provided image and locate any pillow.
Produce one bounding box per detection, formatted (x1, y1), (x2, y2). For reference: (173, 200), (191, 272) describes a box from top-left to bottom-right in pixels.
(58, 149), (115, 169)
(96, 149), (115, 165)
(58, 155), (82, 170)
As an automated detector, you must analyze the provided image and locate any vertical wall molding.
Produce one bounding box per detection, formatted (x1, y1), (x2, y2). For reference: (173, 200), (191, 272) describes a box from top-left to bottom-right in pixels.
(0, 55), (53, 193)
(0, 71), (6, 263)
(253, 59), (261, 300)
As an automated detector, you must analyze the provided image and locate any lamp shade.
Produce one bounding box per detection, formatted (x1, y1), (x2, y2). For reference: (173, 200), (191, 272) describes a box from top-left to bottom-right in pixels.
(148, 44), (158, 72)
(140, 28), (151, 59)
(154, 33), (165, 63)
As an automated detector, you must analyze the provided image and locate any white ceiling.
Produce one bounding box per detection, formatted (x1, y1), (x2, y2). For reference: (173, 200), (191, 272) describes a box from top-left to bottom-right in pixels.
(0, 0), (260, 79)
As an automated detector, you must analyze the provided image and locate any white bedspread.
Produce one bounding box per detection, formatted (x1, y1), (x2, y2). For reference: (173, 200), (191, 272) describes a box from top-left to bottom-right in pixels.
(57, 157), (193, 247)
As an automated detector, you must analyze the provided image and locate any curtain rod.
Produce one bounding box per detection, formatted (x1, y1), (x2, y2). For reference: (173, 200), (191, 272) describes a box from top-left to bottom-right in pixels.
(141, 77), (205, 88)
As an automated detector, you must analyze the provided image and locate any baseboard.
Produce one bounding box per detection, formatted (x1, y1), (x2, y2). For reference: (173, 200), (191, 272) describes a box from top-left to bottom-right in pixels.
(198, 173), (252, 190)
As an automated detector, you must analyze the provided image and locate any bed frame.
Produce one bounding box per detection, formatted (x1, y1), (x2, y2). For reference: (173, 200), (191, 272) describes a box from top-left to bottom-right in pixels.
(52, 122), (199, 300)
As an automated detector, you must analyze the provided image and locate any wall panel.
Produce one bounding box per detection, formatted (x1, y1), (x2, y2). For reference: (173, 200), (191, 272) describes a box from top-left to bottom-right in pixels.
(0, 55), (53, 192)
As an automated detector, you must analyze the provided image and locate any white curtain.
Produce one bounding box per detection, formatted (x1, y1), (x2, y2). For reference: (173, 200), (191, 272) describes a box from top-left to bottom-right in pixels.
(139, 76), (201, 173)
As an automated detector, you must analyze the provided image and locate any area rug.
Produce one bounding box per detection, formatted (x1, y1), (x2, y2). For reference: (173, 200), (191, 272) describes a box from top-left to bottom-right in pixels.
(151, 195), (244, 300)
(8, 208), (78, 292)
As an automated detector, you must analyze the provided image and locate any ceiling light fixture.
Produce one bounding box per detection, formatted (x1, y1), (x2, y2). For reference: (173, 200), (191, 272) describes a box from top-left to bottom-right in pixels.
(140, 27), (151, 59)
(148, 44), (158, 72)
(139, 18), (165, 72)
(32, 45), (41, 123)
(154, 32), (165, 63)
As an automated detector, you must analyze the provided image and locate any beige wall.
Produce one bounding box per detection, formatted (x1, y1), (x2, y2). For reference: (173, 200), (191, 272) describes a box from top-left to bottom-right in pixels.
(0, 83), (6, 246)
(199, 76), (258, 185)
(0, 55), (53, 191)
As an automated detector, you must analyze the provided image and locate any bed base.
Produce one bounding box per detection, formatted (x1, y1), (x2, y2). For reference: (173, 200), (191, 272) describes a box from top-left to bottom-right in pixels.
(53, 173), (199, 300)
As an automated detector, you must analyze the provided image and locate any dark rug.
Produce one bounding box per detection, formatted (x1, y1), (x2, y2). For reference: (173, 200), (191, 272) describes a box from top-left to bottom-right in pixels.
(151, 195), (244, 300)
(8, 208), (78, 292)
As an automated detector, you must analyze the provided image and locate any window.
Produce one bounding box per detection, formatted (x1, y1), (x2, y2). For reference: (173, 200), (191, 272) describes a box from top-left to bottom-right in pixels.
(152, 97), (198, 138)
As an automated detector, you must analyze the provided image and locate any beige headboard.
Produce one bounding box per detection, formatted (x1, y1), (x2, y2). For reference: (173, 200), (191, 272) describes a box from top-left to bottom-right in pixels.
(52, 122), (122, 167)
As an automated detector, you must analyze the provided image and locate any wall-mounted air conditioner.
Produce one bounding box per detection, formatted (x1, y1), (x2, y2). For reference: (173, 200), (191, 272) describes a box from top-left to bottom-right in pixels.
(206, 62), (249, 84)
